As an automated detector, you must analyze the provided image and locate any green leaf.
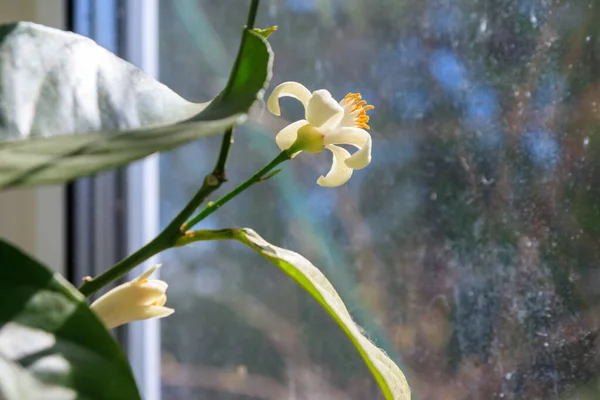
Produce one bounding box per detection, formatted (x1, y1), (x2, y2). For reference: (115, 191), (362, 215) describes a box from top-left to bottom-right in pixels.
(0, 239), (141, 400)
(0, 22), (272, 189)
(234, 229), (411, 400)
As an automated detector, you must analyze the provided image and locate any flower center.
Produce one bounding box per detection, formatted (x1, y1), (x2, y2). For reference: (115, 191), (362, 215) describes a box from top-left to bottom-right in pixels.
(340, 93), (374, 130)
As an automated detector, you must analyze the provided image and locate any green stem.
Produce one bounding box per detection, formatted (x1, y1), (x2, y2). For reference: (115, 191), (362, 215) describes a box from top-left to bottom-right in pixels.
(78, 0), (263, 297)
(246, 0), (260, 28)
(79, 151), (288, 296)
(175, 228), (237, 247)
(213, 127), (234, 180)
(212, 0), (260, 181)
(78, 173), (222, 296)
(184, 151), (290, 230)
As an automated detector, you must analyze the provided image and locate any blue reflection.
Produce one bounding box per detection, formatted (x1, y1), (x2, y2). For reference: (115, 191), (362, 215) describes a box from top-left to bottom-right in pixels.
(372, 50), (404, 79)
(518, 0), (548, 16)
(465, 86), (499, 127)
(398, 37), (426, 67)
(430, 49), (468, 94)
(307, 190), (336, 220)
(533, 72), (566, 109)
(477, 128), (505, 151)
(522, 128), (560, 169)
(373, 135), (419, 167)
(394, 89), (431, 120)
(285, 0), (316, 13)
(427, 4), (464, 37)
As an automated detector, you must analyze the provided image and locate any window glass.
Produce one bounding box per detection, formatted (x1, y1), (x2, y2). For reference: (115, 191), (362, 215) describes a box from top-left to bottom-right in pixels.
(159, 1), (600, 398)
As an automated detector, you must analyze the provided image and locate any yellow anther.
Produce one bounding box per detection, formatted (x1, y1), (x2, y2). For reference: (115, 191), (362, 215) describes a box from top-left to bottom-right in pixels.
(341, 93), (374, 130)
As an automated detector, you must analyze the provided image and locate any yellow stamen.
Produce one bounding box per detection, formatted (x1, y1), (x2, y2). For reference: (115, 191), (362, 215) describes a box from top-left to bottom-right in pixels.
(341, 93), (374, 130)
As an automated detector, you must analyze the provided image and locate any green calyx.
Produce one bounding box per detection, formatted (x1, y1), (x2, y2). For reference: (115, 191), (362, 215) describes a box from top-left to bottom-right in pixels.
(288, 124), (325, 154)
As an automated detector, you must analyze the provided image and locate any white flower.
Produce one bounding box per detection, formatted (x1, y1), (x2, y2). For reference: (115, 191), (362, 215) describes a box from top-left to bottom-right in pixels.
(267, 81), (374, 187)
(90, 265), (174, 329)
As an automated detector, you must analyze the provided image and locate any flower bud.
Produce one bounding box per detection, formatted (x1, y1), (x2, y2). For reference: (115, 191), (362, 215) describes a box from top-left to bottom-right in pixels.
(90, 265), (174, 329)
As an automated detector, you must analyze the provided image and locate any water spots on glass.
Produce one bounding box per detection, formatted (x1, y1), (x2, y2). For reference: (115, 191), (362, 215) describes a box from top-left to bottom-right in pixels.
(307, 190), (337, 220)
(533, 72), (567, 110)
(394, 89), (431, 121)
(479, 18), (488, 34)
(193, 267), (224, 297)
(517, 0), (550, 23)
(159, 1), (600, 398)
(522, 128), (561, 170)
(285, 0), (316, 14)
(425, 4), (464, 37)
(397, 37), (427, 68)
(373, 136), (419, 168)
(429, 49), (469, 95)
(464, 86), (500, 128)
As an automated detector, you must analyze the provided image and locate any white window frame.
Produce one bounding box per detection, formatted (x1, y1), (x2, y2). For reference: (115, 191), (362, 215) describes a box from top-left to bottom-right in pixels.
(68, 0), (161, 398)
(122, 1), (161, 400)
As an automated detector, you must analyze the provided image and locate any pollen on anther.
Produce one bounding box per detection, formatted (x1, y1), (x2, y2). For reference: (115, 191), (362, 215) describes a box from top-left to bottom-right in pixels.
(341, 92), (374, 130)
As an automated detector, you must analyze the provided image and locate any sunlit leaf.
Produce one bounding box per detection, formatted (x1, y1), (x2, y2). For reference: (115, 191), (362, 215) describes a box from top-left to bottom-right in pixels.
(234, 228), (411, 400)
(0, 22), (272, 189)
(0, 239), (141, 399)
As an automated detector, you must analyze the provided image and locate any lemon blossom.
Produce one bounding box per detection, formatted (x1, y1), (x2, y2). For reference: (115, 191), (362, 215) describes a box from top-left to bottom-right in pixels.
(90, 265), (174, 329)
(267, 81), (374, 187)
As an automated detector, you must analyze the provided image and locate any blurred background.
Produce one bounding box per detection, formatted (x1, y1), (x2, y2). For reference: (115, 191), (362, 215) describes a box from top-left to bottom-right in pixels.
(157, 0), (600, 399)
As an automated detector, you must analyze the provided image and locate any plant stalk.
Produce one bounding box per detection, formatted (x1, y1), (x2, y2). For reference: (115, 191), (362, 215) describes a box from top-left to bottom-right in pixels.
(78, 150), (287, 296)
(183, 151), (290, 230)
(78, 0), (263, 297)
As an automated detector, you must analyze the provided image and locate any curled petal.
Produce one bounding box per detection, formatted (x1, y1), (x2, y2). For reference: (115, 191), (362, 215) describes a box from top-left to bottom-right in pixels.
(267, 82), (312, 116)
(324, 127), (372, 170)
(132, 282), (169, 305)
(317, 145), (353, 187)
(144, 279), (168, 291)
(137, 305), (175, 320)
(306, 90), (344, 129)
(153, 295), (168, 307)
(275, 119), (308, 151)
(97, 305), (174, 329)
(133, 264), (161, 283)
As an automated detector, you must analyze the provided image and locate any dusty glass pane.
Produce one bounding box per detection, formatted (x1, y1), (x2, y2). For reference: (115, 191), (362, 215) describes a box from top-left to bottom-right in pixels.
(159, 0), (600, 398)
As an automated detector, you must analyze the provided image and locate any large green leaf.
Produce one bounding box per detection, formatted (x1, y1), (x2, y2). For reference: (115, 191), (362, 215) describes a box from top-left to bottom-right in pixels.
(0, 239), (141, 400)
(0, 22), (272, 189)
(234, 229), (411, 400)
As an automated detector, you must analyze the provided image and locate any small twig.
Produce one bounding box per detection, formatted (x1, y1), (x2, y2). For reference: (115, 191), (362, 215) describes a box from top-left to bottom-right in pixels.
(183, 151), (290, 230)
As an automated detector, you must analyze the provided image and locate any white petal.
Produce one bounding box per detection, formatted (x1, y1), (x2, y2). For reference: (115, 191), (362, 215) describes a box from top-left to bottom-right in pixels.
(306, 90), (343, 129)
(131, 282), (169, 306)
(143, 279), (168, 291)
(90, 283), (130, 311)
(144, 306), (175, 319)
(153, 294), (168, 307)
(267, 82), (312, 116)
(324, 127), (372, 170)
(275, 119), (307, 151)
(317, 145), (353, 187)
(99, 305), (174, 329)
(133, 264), (161, 283)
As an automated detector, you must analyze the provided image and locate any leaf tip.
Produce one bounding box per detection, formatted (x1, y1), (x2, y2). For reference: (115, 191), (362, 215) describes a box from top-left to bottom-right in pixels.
(253, 26), (278, 39)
